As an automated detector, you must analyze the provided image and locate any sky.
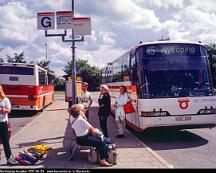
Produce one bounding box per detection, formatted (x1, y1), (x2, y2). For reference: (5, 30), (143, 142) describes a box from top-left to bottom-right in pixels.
(0, 0), (216, 76)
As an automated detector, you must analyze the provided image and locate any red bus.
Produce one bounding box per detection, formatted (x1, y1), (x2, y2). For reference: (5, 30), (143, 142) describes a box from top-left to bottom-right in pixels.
(0, 63), (54, 111)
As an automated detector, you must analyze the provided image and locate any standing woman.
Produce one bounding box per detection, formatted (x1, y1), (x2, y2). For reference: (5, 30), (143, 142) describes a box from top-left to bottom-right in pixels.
(98, 85), (111, 138)
(114, 85), (130, 138)
(0, 85), (18, 165)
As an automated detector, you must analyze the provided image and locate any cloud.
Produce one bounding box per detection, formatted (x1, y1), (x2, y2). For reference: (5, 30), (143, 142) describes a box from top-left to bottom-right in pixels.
(77, 0), (162, 31)
(143, 0), (184, 10)
(0, 2), (37, 47)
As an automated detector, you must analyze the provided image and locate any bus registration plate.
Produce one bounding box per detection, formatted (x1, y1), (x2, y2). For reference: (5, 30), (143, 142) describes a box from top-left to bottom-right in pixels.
(175, 116), (192, 121)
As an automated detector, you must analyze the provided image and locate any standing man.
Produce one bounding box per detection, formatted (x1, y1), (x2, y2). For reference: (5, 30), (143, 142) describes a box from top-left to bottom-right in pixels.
(78, 82), (93, 120)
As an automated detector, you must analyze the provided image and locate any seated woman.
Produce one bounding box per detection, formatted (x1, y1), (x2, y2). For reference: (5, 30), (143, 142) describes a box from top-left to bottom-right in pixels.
(69, 104), (112, 167)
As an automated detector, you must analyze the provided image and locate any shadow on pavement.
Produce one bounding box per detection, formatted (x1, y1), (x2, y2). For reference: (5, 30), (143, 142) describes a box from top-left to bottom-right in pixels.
(9, 110), (38, 118)
(46, 108), (68, 112)
(16, 136), (64, 148)
(131, 127), (208, 151)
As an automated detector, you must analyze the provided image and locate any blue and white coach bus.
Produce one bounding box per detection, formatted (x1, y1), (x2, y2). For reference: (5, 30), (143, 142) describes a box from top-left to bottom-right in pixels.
(102, 41), (216, 131)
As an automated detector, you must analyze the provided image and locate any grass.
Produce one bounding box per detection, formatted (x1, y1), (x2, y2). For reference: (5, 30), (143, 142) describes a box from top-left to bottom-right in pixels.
(54, 91), (65, 95)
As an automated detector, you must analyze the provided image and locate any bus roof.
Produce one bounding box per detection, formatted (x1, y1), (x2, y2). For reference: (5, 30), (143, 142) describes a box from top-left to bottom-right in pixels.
(137, 41), (204, 48)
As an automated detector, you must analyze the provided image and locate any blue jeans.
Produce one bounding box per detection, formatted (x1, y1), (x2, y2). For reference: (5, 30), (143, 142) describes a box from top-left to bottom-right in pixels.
(76, 134), (108, 160)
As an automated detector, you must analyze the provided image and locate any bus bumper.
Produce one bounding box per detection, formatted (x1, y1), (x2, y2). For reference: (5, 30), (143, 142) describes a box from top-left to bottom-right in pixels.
(11, 105), (38, 111)
(138, 114), (216, 131)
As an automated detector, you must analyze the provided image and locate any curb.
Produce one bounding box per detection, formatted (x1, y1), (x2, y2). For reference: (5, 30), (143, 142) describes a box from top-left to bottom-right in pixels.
(10, 111), (44, 141)
(145, 146), (174, 168)
(126, 128), (174, 168)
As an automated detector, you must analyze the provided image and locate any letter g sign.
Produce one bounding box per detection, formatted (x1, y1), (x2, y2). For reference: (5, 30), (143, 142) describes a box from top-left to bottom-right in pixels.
(41, 17), (51, 28)
(37, 12), (55, 30)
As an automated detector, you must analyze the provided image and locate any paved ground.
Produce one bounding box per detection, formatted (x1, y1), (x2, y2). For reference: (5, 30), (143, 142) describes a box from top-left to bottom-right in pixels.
(0, 95), (172, 169)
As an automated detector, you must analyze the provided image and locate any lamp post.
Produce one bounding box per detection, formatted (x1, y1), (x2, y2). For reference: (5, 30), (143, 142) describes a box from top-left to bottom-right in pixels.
(45, 43), (48, 61)
(71, 0), (77, 105)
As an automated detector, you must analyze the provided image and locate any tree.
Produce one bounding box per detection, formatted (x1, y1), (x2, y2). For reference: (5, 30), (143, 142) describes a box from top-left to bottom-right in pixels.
(0, 58), (4, 63)
(206, 43), (216, 87)
(63, 59), (101, 91)
(54, 77), (65, 91)
(37, 60), (51, 70)
(7, 52), (26, 63)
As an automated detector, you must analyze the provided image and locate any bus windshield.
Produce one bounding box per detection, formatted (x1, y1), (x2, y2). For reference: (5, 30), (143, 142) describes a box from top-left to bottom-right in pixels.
(136, 43), (214, 99)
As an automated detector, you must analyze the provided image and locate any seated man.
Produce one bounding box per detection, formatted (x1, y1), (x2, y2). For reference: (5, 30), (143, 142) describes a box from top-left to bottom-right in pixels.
(69, 104), (112, 167)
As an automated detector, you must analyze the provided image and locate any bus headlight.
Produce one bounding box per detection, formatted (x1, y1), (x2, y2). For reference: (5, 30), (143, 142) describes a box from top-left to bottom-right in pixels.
(141, 111), (170, 117)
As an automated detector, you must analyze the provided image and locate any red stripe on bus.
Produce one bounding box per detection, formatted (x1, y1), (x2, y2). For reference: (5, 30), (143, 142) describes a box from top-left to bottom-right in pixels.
(1, 85), (54, 96)
(131, 85), (137, 92)
(125, 119), (144, 132)
(108, 86), (131, 90)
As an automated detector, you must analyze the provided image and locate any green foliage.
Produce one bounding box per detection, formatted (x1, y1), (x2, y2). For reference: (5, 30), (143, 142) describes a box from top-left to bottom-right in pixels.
(37, 60), (51, 70)
(7, 52), (26, 63)
(206, 43), (216, 87)
(63, 59), (101, 91)
(54, 77), (65, 91)
(0, 57), (4, 63)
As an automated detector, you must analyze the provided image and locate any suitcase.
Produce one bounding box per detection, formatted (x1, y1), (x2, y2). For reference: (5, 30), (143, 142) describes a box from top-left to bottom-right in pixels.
(88, 147), (118, 165)
(88, 148), (99, 164)
(107, 149), (118, 165)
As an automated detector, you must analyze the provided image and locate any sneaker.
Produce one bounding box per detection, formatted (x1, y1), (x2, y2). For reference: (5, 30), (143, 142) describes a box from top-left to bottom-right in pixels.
(7, 155), (19, 165)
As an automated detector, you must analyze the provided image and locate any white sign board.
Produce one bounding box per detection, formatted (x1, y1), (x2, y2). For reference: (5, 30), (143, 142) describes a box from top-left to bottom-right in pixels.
(73, 17), (92, 36)
(56, 11), (73, 29)
(37, 12), (55, 30)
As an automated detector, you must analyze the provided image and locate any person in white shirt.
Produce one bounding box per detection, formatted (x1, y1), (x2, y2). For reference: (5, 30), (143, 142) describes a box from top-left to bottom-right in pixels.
(114, 85), (130, 138)
(69, 104), (112, 167)
(78, 82), (93, 119)
(0, 85), (18, 165)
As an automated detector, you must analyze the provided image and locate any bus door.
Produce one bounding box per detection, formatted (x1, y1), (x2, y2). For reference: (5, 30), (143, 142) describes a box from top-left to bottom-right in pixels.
(129, 51), (140, 127)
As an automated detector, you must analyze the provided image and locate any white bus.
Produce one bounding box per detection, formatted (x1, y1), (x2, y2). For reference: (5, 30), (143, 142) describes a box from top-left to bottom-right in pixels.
(102, 41), (216, 132)
(0, 63), (54, 111)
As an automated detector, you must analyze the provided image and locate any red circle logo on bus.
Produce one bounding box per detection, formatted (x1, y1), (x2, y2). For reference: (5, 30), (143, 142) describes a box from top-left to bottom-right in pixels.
(178, 99), (190, 110)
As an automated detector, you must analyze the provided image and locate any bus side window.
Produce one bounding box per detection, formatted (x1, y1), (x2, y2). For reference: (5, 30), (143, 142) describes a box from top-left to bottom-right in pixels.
(39, 70), (46, 85)
(130, 56), (138, 85)
(48, 73), (54, 85)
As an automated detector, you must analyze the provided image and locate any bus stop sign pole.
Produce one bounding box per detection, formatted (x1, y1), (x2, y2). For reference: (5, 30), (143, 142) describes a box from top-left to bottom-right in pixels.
(38, 0), (91, 106)
(71, 0), (76, 105)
